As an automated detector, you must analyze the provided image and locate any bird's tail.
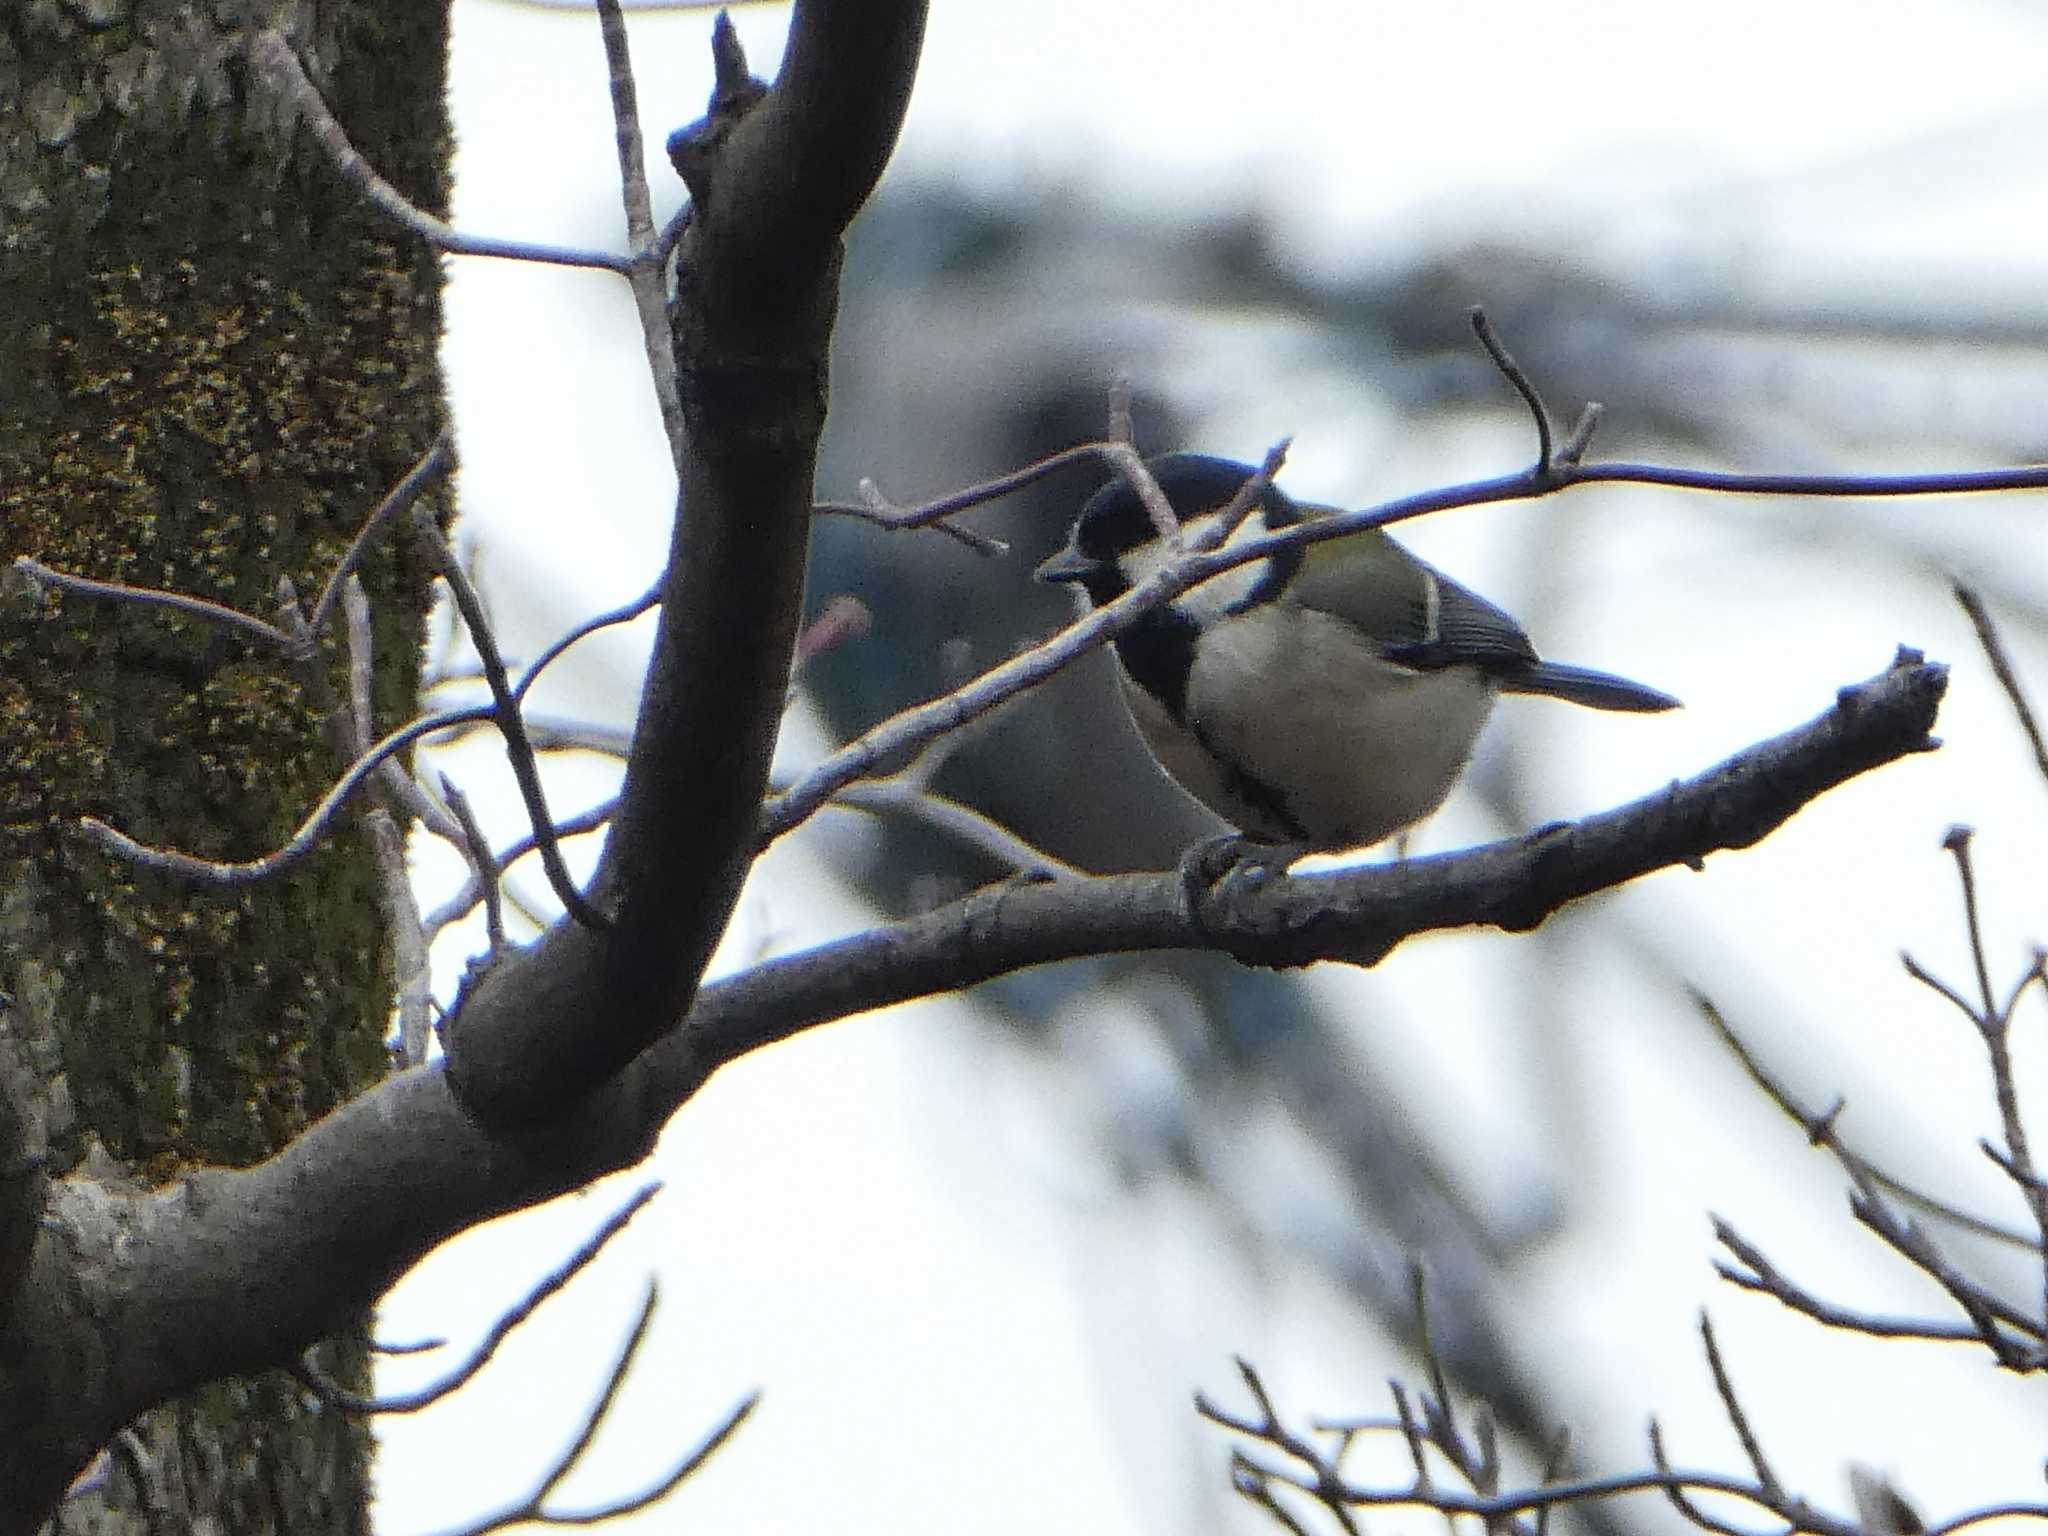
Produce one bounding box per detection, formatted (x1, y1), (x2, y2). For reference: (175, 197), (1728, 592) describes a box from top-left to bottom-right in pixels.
(1502, 661), (1680, 713)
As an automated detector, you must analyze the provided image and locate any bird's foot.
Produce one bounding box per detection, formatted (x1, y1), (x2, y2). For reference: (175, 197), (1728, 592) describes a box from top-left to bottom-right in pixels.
(1178, 833), (1300, 935)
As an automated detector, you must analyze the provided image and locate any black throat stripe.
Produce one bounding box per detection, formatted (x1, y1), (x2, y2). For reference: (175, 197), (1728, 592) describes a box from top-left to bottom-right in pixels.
(1112, 604), (1199, 718)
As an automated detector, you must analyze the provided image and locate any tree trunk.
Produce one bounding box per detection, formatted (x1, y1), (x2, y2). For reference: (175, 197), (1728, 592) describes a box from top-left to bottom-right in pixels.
(0, 2), (448, 1526)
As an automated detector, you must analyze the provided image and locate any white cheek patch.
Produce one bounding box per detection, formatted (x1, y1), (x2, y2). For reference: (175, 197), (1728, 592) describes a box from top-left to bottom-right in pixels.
(1120, 509), (1273, 625)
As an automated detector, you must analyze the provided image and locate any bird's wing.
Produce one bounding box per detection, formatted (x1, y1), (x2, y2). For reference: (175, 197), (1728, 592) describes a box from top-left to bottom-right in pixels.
(1289, 532), (1539, 674)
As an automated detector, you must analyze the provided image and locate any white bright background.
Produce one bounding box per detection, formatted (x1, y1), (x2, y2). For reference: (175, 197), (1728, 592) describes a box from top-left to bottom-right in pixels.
(371, 3), (2048, 1533)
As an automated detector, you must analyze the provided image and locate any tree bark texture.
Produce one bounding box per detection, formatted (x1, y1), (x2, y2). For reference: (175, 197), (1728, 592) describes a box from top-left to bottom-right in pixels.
(0, 2), (448, 1527)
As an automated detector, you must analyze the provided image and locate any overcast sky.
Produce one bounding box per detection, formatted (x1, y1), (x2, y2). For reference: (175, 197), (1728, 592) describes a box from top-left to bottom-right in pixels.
(373, 5), (2048, 1532)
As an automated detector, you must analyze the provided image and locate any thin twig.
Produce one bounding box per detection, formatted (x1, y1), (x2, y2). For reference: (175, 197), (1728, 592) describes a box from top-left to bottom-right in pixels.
(835, 778), (1087, 880)
(250, 33), (633, 273)
(594, 0), (685, 459)
(1698, 1315), (1782, 1505)
(344, 575), (434, 1067)
(772, 425), (2046, 844)
(1953, 584), (2048, 790)
(1646, 1419), (1756, 1536)
(512, 581), (663, 705)
(1555, 401), (1603, 467)
(759, 441), (1290, 845)
(440, 774), (507, 957)
(428, 1283), (757, 1536)
(647, 202), (691, 272)
(12, 557), (297, 651)
(1229, 1458), (1323, 1536)
(372, 1335), (446, 1357)
(294, 1183), (661, 1416)
(1944, 828), (1999, 1020)
(817, 488), (1009, 556)
(815, 439), (1147, 555)
(1104, 440), (1182, 545)
(422, 798), (618, 941)
(1941, 828), (2048, 1327)
(1390, 1380), (1433, 1496)
(1471, 307), (1555, 472)
(79, 705), (497, 886)
(1697, 990), (2037, 1250)
(1846, 1187), (2041, 1365)
(304, 430), (454, 644)
(414, 512), (608, 930)
(1713, 1216), (1992, 1344)
(1902, 951), (1984, 1024)
(1199, 1360), (1940, 1536)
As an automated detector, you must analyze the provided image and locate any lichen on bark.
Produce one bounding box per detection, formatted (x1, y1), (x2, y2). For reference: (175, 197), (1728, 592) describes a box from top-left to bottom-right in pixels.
(0, 0), (451, 1525)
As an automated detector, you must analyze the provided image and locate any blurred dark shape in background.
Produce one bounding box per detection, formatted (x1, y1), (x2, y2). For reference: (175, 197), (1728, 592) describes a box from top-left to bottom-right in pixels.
(797, 179), (2048, 1526)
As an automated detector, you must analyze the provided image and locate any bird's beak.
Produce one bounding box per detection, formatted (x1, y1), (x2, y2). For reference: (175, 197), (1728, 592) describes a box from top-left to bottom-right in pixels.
(1034, 545), (1098, 584)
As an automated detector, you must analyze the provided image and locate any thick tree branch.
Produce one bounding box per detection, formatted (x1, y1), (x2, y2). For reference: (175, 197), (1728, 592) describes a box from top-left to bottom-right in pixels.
(687, 653), (1947, 1059)
(442, 0), (930, 1127)
(0, 656), (1940, 1511)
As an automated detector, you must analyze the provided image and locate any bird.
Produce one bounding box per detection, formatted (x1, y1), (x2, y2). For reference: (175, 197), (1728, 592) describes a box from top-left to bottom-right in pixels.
(1035, 452), (1678, 855)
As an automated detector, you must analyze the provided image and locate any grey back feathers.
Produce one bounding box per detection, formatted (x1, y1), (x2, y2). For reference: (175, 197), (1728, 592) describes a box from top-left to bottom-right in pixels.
(1046, 452), (1678, 850)
(1068, 453), (1679, 714)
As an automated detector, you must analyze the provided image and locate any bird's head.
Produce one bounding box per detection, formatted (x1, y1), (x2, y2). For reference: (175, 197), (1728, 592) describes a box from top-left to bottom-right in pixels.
(1035, 453), (1300, 607)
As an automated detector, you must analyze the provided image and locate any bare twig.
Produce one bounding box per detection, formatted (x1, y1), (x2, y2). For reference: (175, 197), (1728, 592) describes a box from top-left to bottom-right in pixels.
(372, 1335), (446, 1357)
(769, 419), (2048, 847)
(1708, 950), (2040, 1253)
(834, 776), (1086, 880)
(792, 594), (873, 676)
(1698, 1316), (1781, 1505)
(760, 441), (1290, 845)
(1646, 1419), (1756, 1536)
(1228, 1458), (1323, 1536)
(440, 774), (507, 958)
(419, 722), (1089, 940)
(1942, 830), (2048, 1335)
(1944, 828), (1999, 1020)
(12, 557), (298, 651)
(595, 0), (685, 459)
(1104, 439), (1182, 546)
(344, 576), (435, 1068)
(816, 484), (1009, 556)
(1555, 401), (1603, 467)
(79, 704), (497, 885)
(294, 1183), (661, 1416)
(512, 582), (664, 706)
(1200, 1350), (2048, 1536)
(1953, 584), (2048, 789)
(1196, 1360), (1363, 1536)
(414, 512), (607, 930)
(250, 33), (634, 273)
(1712, 1216), (1992, 1344)
(1901, 950), (1984, 1024)
(1471, 306), (1556, 471)
(1845, 1184), (2042, 1366)
(426, 1284), (756, 1536)
(423, 798), (619, 941)
(1390, 1380), (1433, 1497)
(304, 431), (454, 644)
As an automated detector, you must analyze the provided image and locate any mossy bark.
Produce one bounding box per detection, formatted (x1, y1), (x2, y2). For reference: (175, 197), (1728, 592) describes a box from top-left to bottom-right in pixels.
(0, 2), (448, 1526)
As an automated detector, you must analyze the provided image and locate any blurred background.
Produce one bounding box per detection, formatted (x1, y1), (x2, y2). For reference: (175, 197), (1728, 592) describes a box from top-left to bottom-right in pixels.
(374, 2), (2048, 1531)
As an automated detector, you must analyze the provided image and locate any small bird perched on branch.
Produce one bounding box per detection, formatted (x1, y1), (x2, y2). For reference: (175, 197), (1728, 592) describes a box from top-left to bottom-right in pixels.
(1037, 452), (1678, 854)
